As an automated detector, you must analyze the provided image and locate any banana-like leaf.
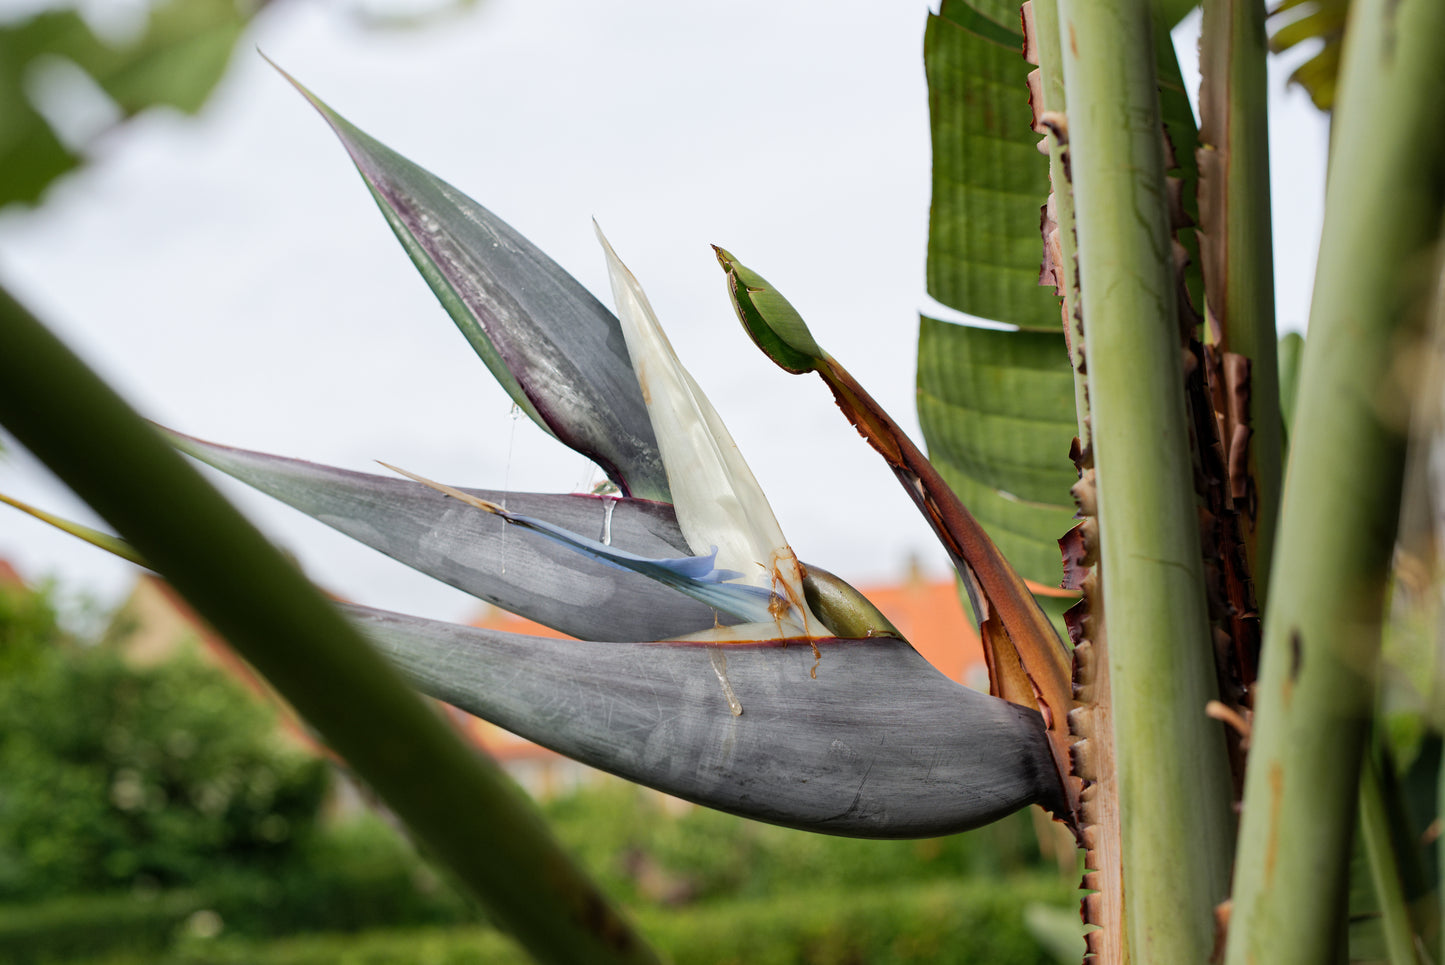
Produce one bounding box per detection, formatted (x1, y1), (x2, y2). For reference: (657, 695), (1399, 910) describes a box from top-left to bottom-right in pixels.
(169, 430), (725, 642)
(925, 1), (1058, 330)
(920, 0), (1083, 598)
(278, 68), (670, 502)
(348, 603), (1066, 838)
(916, 317), (1078, 586)
(920, 2), (1199, 590)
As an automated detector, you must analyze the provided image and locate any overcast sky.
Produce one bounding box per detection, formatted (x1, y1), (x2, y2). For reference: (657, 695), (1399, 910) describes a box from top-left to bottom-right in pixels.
(0, 0), (1328, 626)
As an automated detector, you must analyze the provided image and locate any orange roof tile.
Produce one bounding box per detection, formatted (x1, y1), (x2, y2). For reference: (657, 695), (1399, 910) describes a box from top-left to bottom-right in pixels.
(0, 558), (25, 589)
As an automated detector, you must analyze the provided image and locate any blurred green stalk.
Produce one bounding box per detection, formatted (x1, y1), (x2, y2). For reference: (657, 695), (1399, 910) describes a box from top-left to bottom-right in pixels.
(1223, 0), (1445, 957)
(0, 284), (661, 965)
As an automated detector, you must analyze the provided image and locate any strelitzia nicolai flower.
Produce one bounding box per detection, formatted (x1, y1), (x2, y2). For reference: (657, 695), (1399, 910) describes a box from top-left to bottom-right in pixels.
(14, 69), (1077, 839)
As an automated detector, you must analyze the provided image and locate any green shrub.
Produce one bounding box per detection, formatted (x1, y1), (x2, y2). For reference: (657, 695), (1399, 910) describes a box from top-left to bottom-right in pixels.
(0, 581), (66, 675)
(646, 877), (1072, 965)
(0, 637), (328, 899)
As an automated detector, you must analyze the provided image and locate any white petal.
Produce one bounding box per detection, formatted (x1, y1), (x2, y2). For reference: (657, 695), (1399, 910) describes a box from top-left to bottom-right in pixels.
(594, 223), (818, 636)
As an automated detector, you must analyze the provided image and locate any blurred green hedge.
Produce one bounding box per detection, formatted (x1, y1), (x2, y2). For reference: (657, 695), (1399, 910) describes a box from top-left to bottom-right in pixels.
(0, 817), (481, 962)
(69, 877), (1071, 965)
(0, 890), (202, 964)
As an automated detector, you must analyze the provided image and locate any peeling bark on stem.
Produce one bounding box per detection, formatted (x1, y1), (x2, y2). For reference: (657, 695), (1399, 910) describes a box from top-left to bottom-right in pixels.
(1197, 0), (1282, 602)
(1057, 0), (1237, 959)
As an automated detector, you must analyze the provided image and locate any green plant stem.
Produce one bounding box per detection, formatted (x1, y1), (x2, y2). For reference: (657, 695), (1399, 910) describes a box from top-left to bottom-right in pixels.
(1198, 0), (1282, 599)
(1359, 752), (1423, 965)
(0, 285), (661, 965)
(1223, 0), (1445, 958)
(1056, 0), (1237, 959)
(1029, 0), (1089, 446)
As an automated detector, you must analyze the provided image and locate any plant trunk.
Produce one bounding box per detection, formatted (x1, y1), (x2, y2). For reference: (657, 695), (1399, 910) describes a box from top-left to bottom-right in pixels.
(1056, 0), (1238, 959)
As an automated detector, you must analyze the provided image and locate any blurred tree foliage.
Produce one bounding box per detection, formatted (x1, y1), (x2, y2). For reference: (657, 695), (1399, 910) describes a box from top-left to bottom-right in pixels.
(0, 0), (268, 209)
(0, 0), (497, 210)
(0, 582), (329, 900)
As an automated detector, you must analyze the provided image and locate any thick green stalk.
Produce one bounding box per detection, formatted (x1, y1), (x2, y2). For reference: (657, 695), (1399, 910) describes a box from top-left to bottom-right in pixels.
(0, 286), (661, 965)
(1197, 0), (1282, 598)
(1223, 0), (1445, 958)
(1056, 0), (1237, 960)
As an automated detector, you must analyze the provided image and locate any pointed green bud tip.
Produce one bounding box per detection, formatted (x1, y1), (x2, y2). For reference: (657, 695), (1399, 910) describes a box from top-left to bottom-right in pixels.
(712, 246), (824, 375)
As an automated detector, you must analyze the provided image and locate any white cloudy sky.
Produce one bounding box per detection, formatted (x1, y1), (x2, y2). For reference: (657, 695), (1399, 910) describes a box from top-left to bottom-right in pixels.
(0, 0), (1328, 625)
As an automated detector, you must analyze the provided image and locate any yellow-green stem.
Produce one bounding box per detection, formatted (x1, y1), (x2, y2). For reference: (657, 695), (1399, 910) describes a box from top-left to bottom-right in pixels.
(1224, 0), (1445, 958)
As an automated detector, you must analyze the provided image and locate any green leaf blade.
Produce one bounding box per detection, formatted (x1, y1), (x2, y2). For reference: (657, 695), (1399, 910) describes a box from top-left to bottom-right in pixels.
(924, 10), (1058, 331)
(916, 318), (1078, 587)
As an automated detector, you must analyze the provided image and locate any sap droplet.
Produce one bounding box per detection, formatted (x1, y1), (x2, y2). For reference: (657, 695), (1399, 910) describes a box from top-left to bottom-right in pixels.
(709, 646), (743, 717)
(600, 497), (617, 546)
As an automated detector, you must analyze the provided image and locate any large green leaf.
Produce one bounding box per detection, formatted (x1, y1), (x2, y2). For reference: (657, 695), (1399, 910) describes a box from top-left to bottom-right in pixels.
(917, 317), (1077, 586)
(924, 2), (1057, 330)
